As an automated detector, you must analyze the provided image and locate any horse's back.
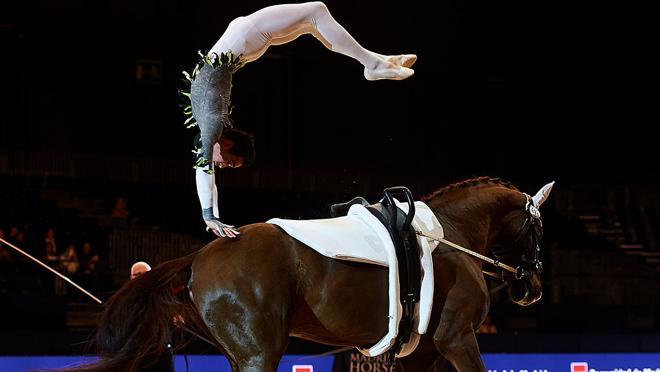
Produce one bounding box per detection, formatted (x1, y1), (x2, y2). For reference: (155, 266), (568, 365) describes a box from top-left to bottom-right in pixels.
(191, 222), (297, 298)
(190, 222), (390, 346)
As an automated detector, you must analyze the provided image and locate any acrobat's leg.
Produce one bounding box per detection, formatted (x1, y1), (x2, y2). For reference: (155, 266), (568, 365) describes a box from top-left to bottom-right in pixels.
(211, 2), (415, 80)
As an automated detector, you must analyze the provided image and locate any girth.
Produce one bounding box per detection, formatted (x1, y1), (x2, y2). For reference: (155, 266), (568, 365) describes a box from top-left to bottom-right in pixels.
(330, 186), (421, 354)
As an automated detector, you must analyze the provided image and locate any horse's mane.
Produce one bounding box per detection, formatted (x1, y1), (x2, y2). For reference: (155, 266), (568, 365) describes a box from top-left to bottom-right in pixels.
(422, 176), (518, 202)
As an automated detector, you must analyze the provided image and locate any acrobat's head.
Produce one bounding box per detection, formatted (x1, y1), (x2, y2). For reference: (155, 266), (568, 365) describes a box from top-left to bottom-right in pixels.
(213, 128), (256, 169)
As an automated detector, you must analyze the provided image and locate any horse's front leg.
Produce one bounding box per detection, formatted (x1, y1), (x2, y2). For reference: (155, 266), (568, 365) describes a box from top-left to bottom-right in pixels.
(431, 276), (490, 371)
(433, 324), (485, 372)
(400, 335), (467, 372)
(399, 333), (442, 372)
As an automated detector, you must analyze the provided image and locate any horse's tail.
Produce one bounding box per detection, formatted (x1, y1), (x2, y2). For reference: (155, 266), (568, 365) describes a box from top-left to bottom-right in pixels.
(47, 251), (218, 372)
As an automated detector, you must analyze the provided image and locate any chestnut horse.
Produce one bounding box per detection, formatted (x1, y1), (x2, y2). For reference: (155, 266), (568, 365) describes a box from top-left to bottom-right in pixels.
(56, 177), (553, 372)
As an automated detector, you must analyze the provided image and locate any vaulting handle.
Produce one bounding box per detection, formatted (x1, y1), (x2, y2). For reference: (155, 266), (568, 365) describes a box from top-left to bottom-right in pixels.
(383, 186), (416, 230)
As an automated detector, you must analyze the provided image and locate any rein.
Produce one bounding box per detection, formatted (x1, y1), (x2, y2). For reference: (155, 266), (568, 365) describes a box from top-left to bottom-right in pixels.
(414, 231), (519, 276)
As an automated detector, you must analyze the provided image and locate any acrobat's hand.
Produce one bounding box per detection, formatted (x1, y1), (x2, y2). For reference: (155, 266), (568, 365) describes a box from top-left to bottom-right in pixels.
(205, 219), (240, 238)
(202, 207), (240, 238)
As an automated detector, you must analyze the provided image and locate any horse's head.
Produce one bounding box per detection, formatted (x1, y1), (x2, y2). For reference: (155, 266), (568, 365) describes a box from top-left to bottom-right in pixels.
(491, 182), (554, 306)
(425, 178), (554, 307)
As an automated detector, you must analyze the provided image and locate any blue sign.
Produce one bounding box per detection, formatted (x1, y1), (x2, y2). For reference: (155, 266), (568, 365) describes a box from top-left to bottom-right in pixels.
(0, 353), (658, 372)
(0, 354), (335, 372)
(483, 353), (660, 372)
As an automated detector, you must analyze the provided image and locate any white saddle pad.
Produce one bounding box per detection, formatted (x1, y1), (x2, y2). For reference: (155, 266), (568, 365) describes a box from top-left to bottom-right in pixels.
(267, 201), (443, 357)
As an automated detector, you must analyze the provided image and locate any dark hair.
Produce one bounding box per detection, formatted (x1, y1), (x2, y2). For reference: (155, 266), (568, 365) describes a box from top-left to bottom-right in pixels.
(223, 128), (256, 167)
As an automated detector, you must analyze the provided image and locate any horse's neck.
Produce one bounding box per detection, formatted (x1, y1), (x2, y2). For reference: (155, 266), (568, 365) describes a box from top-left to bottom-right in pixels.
(431, 188), (516, 255)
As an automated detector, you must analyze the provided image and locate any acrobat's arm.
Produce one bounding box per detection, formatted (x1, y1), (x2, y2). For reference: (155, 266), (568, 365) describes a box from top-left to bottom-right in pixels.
(195, 168), (240, 238)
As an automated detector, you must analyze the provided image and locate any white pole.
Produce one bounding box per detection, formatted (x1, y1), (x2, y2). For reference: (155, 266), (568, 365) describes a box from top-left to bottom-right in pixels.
(1, 237), (102, 304)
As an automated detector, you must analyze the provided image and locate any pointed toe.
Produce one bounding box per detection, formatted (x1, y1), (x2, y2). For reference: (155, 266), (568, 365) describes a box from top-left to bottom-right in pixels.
(364, 65), (415, 81)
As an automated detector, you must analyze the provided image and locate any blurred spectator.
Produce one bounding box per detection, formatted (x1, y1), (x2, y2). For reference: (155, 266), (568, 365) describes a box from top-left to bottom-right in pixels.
(77, 241), (101, 295)
(0, 228), (13, 294)
(19, 222), (39, 255)
(79, 241), (100, 275)
(111, 197), (133, 227)
(60, 244), (80, 275)
(12, 231), (28, 261)
(15, 231), (25, 246)
(0, 228), (9, 260)
(8, 225), (20, 245)
(1, 224), (41, 295)
(44, 228), (58, 261)
(112, 197), (130, 218)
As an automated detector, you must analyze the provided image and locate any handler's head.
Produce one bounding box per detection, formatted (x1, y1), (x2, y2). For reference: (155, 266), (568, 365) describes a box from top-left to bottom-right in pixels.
(130, 261), (151, 280)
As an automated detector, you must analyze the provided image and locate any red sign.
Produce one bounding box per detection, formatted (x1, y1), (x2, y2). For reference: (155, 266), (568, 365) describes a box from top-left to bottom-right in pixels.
(292, 365), (313, 372)
(571, 362), (588, 372)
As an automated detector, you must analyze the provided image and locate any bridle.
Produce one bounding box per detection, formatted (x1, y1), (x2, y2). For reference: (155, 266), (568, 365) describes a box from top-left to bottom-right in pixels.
(516, 194), (544, 277)
(416, 193), (544, 281)
(490, 193), (544, 280)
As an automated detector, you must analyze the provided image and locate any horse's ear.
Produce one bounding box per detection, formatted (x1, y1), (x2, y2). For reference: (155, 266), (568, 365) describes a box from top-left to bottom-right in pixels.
(532, 181), (555, 207)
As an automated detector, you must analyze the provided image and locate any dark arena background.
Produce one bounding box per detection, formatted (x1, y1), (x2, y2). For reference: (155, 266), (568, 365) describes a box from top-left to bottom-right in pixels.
(1, 0), (659, 371)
